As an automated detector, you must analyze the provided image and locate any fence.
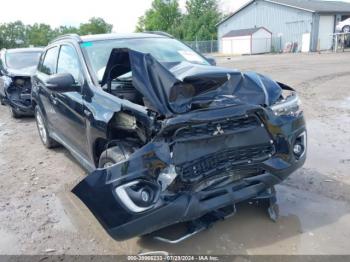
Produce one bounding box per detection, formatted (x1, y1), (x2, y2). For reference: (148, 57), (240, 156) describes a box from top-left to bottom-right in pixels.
(185, 40), (219, 54)
(186, 37), (283, 55)
(333, 32), (350, 52)
(186, 34), (345, 55)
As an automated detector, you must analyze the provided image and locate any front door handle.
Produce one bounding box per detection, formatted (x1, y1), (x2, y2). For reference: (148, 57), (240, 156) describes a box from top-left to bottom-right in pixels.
(50, 93), (58, 105)
(84, 109), (92, 117)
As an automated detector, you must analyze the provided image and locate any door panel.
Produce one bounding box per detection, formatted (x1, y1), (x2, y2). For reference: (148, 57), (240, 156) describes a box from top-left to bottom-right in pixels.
(53, 45), (88, 159)
(35, 46), (59, 130)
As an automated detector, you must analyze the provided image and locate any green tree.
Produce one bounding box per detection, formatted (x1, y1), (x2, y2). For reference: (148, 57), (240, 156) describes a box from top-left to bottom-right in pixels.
(57, 25), (80, 35)
(26, 23), (55, 46)
(135, 0), (182, 38)
(79, 17), (113, 35)
(135, 16), (146, 32)
(0, 21), (27, 48)
(181, 0), (222, 41)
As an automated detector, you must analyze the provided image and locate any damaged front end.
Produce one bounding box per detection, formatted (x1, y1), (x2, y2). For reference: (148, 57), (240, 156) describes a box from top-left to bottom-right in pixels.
(73, 49), (306, 241)
(0, 48), (42, 116)
(0, 72), (34, 115)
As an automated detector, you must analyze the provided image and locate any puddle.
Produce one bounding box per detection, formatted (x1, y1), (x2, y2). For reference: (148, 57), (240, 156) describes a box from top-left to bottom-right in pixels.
(0, 228), (20, 254)
(305, 116), (350, 175)
(326, 97), (350, 110)
(50, 195), (76, 232)
(137, 185), (350, 255)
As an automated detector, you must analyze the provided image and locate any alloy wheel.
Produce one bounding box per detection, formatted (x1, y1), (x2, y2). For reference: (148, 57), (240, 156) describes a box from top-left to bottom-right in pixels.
(36, 111), (47, 144)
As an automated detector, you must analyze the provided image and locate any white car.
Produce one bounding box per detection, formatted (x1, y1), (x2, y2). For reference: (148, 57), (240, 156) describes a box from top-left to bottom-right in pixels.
(336, 18), (350, 33)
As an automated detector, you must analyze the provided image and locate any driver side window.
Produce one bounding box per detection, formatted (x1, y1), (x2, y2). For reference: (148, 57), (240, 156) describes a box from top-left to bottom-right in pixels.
(40, 47), (59, 75)
(57, 45), (82, 83)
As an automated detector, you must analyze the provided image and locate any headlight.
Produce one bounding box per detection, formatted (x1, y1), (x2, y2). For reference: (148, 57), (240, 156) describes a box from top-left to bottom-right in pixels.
(270, 92), (302, 116)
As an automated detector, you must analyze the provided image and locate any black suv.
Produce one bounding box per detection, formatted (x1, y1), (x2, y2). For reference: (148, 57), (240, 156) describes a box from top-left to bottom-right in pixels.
(32, 33), (306, 242)
(0, 48), (43, 117)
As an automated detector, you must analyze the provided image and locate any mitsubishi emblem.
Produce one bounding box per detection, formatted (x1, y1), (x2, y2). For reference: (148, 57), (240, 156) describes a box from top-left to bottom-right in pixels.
(213, 124), (224, 136)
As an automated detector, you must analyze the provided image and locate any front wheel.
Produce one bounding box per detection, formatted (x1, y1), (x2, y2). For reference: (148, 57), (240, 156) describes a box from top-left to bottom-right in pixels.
(98, 146), (131, 168)
(35, 106), (59, 149)
(9, 107), (21, 118)
(343, 25), (350, 33)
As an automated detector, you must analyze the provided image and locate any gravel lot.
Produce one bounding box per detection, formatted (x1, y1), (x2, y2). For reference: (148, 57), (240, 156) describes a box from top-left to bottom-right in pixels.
(0, 52), (350, 255)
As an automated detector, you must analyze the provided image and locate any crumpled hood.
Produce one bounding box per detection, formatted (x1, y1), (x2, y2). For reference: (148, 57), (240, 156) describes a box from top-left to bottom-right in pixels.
(6, 66), (37, 77)
(102, 48), (282, 116)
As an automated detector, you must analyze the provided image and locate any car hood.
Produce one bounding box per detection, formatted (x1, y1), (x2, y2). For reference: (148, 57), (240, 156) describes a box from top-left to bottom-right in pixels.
(6, 66), (37, 77)
(101, 48), (282, 117)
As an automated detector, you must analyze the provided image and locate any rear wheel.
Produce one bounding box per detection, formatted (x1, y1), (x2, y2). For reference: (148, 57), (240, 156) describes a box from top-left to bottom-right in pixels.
(98, 146), (130, 168)
(343, 25), (350, 33)
(35, 106), (59, 148)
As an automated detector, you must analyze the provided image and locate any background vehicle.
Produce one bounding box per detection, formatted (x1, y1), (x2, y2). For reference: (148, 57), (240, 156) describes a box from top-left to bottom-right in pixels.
(0, 48), (43, 118)
(336, 18), (350, 32)
(32, 33), (306, 241)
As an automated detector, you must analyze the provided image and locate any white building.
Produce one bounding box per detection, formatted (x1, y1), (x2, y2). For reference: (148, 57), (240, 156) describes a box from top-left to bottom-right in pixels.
(217, 0), (350, 52)
(222, 27), (272, 55)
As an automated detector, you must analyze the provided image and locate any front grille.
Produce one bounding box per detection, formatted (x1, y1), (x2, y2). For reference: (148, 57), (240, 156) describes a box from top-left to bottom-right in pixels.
(179, 143), (274, 182)
(173, 116), (259, 141)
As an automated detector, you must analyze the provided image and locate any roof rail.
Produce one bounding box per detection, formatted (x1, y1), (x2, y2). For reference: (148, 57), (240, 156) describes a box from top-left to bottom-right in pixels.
(49, 34), (82, 44)
(143, 31), (174, 38)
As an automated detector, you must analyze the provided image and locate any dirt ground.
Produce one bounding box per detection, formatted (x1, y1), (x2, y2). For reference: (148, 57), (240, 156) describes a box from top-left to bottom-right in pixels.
(0, 52), (350, 255)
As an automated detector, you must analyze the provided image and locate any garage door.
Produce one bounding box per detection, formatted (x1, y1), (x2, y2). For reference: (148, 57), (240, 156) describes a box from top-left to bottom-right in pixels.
(222, 37), (251, 55)
(318, 15), (335, 50)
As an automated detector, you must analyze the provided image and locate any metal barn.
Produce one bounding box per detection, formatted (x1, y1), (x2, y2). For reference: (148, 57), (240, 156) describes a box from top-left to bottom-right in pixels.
(217, 0), (350, 52)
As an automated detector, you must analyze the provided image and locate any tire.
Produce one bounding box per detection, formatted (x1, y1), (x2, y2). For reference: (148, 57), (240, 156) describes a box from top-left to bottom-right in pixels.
(35, 106), (59, 149)
(0, 98), (5, 106)
(343, 25), (350, 33)
(9, 107), (21, 118)
(98, 146), (130, 168)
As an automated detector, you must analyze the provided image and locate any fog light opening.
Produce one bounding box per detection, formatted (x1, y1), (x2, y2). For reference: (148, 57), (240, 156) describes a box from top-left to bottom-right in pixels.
(293, 144), (303, 155)
(293, 132), (306, 159)
(115, 180), (159, 213)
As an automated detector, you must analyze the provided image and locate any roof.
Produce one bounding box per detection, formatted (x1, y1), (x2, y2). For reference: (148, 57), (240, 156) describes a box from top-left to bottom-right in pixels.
(51, 32), (167, 44)
(222, 27), (270, 37)
(217, 0), (350, 26)
(268, 0), (350, 13)
(80, 33), (166, 42)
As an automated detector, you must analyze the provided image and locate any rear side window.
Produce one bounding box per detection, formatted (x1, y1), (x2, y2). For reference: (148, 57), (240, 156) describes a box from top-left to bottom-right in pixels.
(40, 47), (59, 75)
(57, 45), (82, 82)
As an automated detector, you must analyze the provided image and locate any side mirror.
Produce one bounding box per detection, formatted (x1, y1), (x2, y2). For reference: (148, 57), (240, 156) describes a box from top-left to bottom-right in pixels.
(206, 56), (217, 66)
(46, 73), (78, 92)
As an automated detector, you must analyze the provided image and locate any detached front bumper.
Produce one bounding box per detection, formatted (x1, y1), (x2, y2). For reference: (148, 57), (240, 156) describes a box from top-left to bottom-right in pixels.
(7, 98), (34, 116)
(0, 90), (34, 115)
(5, 90), (34, 115)
(73, 110), (306, 241)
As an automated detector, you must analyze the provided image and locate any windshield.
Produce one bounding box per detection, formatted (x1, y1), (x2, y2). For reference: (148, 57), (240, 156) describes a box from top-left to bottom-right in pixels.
(5, 51), (42, 70)
(81, 37), (209, 81)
